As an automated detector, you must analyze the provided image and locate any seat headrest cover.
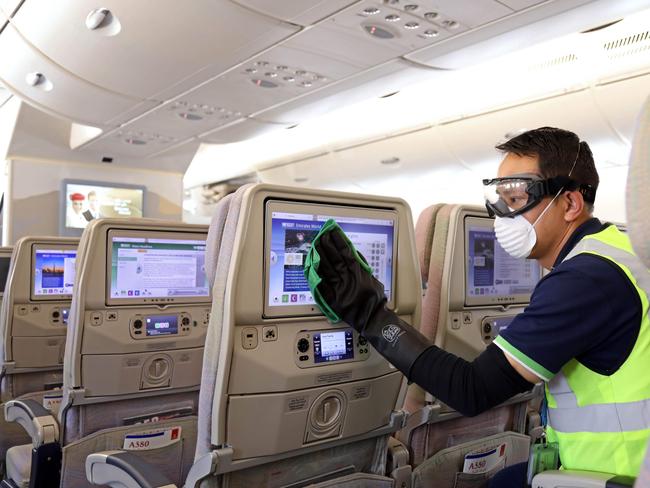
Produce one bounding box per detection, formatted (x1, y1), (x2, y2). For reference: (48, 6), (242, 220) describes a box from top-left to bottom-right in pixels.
(627, 95), (650, 268)
(205, 194), (234, 288)
(414, 204), (444, 283)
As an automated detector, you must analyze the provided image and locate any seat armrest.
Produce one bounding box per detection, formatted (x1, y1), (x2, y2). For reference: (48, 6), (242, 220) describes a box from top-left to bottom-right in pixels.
(532, 470), (635, 488)
(4, 398), (60, 447)
(86, 451), (177, 488)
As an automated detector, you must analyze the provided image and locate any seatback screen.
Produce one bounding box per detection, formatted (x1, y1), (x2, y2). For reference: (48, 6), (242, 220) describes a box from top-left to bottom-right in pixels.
(108, 233), (209, 304)
(313, 329), (354, 363)
(0, 256), (11, 294)
(465, 217), (541, 306)
(265, 201), (397, 317)
(32, 249), (77, 299)
(145, 314), (178, 337)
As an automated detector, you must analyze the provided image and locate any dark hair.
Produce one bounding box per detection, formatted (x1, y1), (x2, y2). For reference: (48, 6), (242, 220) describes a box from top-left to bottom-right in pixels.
(496, 127), (599, 210)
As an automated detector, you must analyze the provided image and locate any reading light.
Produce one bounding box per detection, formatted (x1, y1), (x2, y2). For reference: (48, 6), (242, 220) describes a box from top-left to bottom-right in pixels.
(125, 138), (146, 145)
(85, 8), (110, 29)
(404, 22), (420, 29)
(25, 72), (45, 87)
(85, 8), (121, 36)
(252, 79), (278, 88)
(179, 113), (203, 121)
(404, 5), (419, 12)
(385, 14), (400, 22)
(380, 157), (401, 165)
(424, 12), (439, 21)
(25, 72), (53, 91)
(362, 7), (380, 15)
(364, 24), (395, 39)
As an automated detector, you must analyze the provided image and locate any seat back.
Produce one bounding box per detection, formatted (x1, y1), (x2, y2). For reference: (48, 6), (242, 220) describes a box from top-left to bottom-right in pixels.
(628, 95), (650, 268)
(628, 96), (650, 487)
(193, 184), (420, 486)
(403, 203), (446, 415)
(399, 205), (543, 484)
(0, 247), (13, 300)
(0, 237), (77, 464)
(58, 219), (209, 488)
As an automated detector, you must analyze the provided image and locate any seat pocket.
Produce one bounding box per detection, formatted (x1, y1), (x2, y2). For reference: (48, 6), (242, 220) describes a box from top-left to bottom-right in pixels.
(61, 416), (197, 488)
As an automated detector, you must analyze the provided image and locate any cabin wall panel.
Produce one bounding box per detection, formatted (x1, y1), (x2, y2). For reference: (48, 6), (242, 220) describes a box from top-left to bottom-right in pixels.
(4, 158), (182, 245)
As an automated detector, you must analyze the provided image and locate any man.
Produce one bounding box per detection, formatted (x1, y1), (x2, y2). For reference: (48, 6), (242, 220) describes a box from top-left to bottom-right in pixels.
(83, 190), (102, 221)
(66, 192), (88, 228)
(309, 127), (649, 484)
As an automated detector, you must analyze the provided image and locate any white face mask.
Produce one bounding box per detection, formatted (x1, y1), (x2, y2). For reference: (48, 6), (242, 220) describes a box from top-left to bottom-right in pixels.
(494, 194), (560, 259)
(492, 141), (583, 259)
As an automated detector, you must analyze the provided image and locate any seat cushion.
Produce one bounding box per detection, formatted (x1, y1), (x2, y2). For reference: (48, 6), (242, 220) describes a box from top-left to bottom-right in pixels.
(6, 443), (32, 488)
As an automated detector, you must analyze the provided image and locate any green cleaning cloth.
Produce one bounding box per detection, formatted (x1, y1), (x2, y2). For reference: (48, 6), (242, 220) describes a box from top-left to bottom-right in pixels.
(304, 218), (373, 322)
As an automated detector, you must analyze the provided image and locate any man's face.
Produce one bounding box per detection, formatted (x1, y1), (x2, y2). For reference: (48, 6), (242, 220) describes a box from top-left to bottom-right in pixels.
(72, 201), (83, 214)
(496, 153), (566, 260)
(88, 196), (98, 211)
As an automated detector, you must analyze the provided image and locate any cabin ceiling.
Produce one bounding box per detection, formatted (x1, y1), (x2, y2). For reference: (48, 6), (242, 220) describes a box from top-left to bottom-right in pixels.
(0, 0), (644, 172)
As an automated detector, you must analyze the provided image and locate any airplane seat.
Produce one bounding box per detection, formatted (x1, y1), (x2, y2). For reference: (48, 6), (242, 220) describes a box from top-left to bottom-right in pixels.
(195, 185), (249, 459)
(627, 95), (650, 270)
(397, 204), (541, 486)
(631, 95), (650, 488)
(403, 204), (446, 417)
(532, 96), (650, 488)
(3, 219), (211, 488)
(84, 184), (420, 488)
(0, 238), (77, 473)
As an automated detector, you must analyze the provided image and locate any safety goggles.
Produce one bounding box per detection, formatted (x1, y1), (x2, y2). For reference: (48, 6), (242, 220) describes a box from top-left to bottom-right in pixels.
(482, 173), (596, 218)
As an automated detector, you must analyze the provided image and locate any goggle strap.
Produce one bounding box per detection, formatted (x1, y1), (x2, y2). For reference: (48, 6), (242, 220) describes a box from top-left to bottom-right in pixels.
(545, 176), (596, 203)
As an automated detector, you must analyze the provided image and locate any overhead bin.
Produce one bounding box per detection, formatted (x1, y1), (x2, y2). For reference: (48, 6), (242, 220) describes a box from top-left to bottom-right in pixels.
(404, 0), (644, 69)
(285, 2), (459, 69)
(256, 126), (457, 186)
(9, 0), (301, 100)
(200, 117), (292, 144)
(80, 126), (183, 159)
(0, 25), (156, 126)
(257, 59), (440, 124)
(111, 102), (247, 141)
(435, 89), (623, 168)
(229, 0), (358, 26)
(592, 73), (650, 144)
(169, 44), (361, 121)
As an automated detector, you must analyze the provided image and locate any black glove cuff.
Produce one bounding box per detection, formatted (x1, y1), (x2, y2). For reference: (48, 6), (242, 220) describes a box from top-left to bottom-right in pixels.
(362, 307), (432, 380)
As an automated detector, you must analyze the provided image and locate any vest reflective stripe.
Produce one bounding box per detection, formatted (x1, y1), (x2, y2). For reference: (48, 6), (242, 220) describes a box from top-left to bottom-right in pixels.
(546, 391), (650, 433)
(564, 238), (650, 297)
(544, 226), (650, 477)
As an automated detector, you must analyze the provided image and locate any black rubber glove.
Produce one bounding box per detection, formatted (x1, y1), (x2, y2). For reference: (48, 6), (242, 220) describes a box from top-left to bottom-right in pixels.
(313, 229), (432, 379)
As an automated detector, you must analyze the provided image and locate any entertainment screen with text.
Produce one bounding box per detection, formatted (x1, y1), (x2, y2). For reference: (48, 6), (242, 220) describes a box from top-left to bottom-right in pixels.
(268, 212), (394, 307)
(466, 225), (540, 301)
(110, 237), (209, 300)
